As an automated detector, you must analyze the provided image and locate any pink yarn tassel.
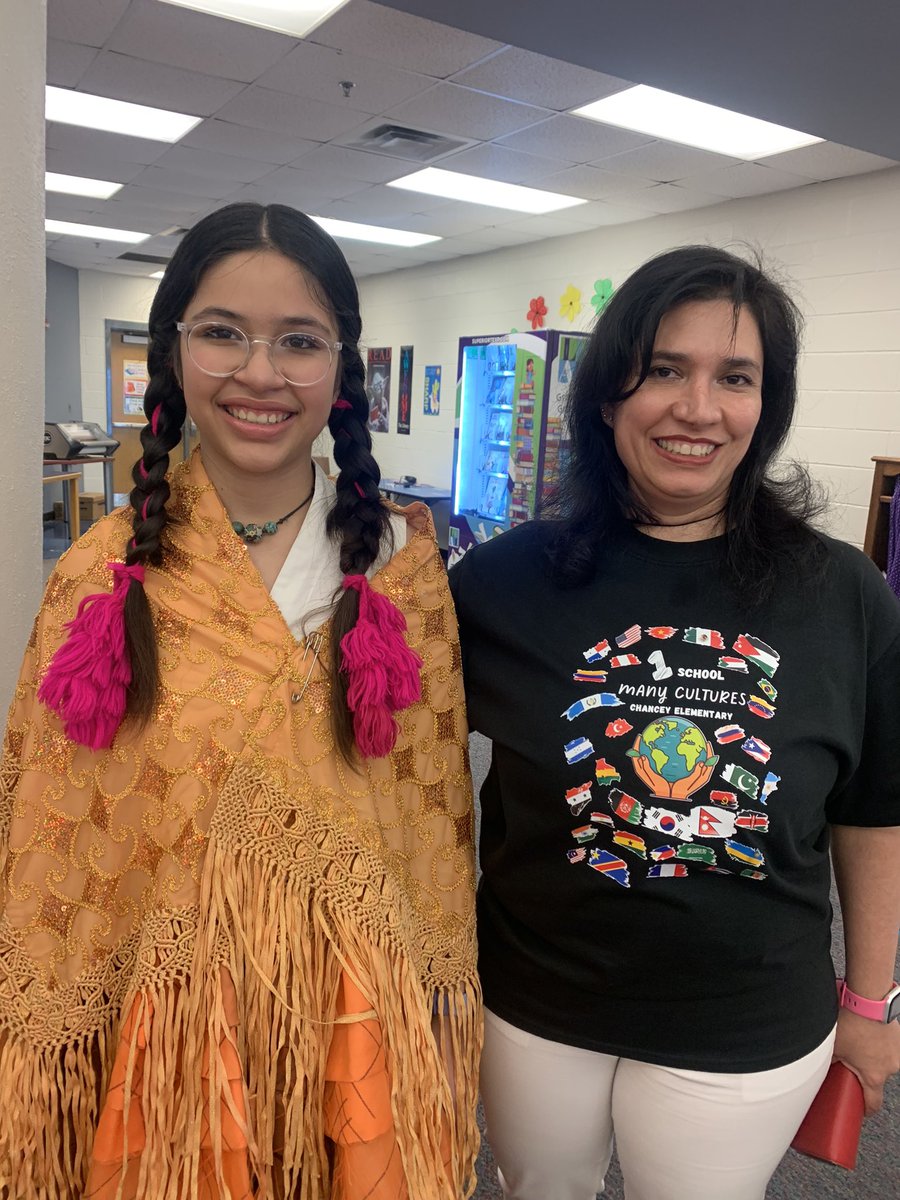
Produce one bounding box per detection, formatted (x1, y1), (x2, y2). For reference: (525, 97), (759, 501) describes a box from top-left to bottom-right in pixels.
(340, 574), (422, 757)
(38, 562), (145, 750)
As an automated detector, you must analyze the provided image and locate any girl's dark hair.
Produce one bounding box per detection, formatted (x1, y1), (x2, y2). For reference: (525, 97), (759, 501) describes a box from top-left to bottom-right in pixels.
(543, 244), (824, 599)
(125, 202), (391, 758)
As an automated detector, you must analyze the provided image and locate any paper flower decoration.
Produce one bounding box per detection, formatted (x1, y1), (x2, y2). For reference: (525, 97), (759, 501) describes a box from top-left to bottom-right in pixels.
(591, 278), (614, 315)
(526, 296), (547, 330)
(559, 284), (582, 323)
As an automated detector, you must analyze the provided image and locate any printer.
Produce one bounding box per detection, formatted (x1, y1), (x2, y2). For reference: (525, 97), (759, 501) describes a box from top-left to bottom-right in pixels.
(44, 422), (120, 460)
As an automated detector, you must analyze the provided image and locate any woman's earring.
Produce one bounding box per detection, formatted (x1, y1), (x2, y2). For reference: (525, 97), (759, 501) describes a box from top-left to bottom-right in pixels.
(601, 405), (614, 426)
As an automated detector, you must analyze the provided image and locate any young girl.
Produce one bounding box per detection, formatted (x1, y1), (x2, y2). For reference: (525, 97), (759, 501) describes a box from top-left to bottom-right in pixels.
(0, 203), (480, 1199)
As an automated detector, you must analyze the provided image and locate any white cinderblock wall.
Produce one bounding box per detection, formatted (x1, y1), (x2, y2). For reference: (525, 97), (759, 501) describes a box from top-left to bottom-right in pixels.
(76, 166), (900, 548)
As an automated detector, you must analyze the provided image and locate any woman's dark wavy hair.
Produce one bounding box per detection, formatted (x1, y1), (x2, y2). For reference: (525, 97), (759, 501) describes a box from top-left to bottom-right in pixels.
(124, 202), (391, 760)
(543, 244), (824, 600)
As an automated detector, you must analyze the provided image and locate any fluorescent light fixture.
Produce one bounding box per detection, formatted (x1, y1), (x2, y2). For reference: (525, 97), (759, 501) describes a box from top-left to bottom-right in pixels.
(572, 85), (822, 161)
(45, 218), (151, 244)
(157, 0), (350, 37)
(45, 171), (122, 200)
(387, 168), (587, 214)
(46, 86), (202, 143)
(310, 216), (440, 247)
(149, 270), (166, 279)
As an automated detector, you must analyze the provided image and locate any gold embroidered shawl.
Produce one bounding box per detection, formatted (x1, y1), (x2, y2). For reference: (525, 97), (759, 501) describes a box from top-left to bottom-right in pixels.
(0, 451), (481, 1199)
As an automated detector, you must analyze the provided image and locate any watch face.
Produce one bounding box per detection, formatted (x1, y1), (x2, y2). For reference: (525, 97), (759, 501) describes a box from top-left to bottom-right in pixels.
(887, 988), (900, 1023)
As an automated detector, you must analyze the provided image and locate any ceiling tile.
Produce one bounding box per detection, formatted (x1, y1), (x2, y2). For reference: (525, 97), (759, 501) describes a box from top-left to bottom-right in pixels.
(215, 86), (371, 140)
(106, 0), (296, 82)
(128, 165), (254, 200)
(152, 144), (277, 184)
(496, 115), (653, 163)
(45, 149), (147, 184)
(312, 0), (502, 77)
(493, 211), (614, 240)
(686, 161), (818, 199)
(180, 119), (318, 165)
(435, 142), (573, 184)
(45, 123), (172, 166)
(285, 143), (411, 183)
(542, 199), (656, 228)
(600, 182), (731, 214)
(102, 184), (212, 222)
(47, 0), (130, 47)
(759, 142), (899, 181)
(593, 140), (743, 181)
(533, 164), (659, 200)
(47, 38), (99, 87)
(46, 194), (120, 223)
(384, 83), (549, 141)
(76, 50), (246, 115)
(314, 184), (437, 223)
(228, 167), (370, 210)
(397, 202), (527, 238)
(256, 40), (436, 112)
(452, 47), (631, 112)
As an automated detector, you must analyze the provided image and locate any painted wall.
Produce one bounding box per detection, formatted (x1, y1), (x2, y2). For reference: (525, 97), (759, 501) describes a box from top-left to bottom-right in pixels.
(45, 259), (82, 422)
(72, 166), (900, 548)
(357, 165), (900, 548)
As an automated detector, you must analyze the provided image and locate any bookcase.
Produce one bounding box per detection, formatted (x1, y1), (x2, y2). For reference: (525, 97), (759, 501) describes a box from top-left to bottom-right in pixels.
(863, 456), (900, 570)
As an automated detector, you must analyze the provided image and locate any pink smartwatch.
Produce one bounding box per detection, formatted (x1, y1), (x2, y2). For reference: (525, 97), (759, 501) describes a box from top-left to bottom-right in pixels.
(837, 978), (900, 1023)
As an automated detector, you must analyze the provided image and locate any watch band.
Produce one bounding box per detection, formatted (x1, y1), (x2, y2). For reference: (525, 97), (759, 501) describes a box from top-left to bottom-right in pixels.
(838, 978), (900, 1023)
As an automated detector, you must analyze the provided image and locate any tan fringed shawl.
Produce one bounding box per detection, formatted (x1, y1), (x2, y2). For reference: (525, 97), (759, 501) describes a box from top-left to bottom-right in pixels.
(0, 452), (481, 1199)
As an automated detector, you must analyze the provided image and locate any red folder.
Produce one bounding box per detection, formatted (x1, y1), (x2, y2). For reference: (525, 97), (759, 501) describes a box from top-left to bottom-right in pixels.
(791, 1061), (865, 1169)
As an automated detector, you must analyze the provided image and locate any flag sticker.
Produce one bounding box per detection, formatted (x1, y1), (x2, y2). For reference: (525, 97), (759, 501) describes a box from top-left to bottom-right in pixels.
(610, 653), (640, 668)
(683, 627), (726, 648)
(567, 847), (587, 863)
(564, 737), (594, 764)
(741, 869), (768, 881)
(583, 640), (611, 662)
(721, 762), (760, 800)
(676, 843), (716, 866)
(715, 723), (745, 744)
(756, 679), (778, 700)
(642, 806), (693, 841)
(615, 624), (642, 648)
(733, 633), (780, 677)
(590, 811), (615, 828)
(647, 626), (677, 639)
(595, 758), (622, 787)
(572, 824), (598, 844)
(650, 843), (677, 861)
(724, 839), (765, 869)
(588, 847), (631, 887)
(573, 669), (608, 684)
(747, 695), (776, 720)
(648, 862), (688, 879)
(605, 718), (633, 738)
(566, 782), (593, 816)
(709, 790), (738, 808)
(609, 789), (643, 824)
(741, 736), (772, 764)
(613, 830), (647, 858)
(561, 693), (623, 720)
(692, 807), (736, 839)
(736, 810), (770, 832)
(761, 772), (781, 804)
(718, 656), (749, 673)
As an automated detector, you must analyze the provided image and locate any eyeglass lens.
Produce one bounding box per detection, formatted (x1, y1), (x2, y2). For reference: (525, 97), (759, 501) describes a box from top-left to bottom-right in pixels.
(187, 322), (335, 386)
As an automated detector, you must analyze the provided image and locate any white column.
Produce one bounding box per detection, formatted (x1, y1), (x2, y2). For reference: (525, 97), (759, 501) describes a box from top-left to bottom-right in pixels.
(0, 0), (46, 713)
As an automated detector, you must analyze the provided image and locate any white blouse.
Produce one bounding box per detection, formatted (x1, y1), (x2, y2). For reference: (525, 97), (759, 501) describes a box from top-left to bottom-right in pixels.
(269, 463), (407, 639)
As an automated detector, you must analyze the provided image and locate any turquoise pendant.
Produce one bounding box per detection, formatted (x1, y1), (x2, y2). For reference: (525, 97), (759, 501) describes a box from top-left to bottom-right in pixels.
(232, 520), (265, 543)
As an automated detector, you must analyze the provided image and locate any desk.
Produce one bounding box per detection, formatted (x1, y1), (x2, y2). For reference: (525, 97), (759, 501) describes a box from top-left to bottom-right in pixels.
(379, 480), (452, 551)
(379, 479), (451, 503)
(44, 455), (117, 514)
(42, 470), (81, 543)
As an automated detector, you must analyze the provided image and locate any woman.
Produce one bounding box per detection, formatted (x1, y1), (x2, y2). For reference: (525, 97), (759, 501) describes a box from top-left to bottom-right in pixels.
(449, 246), (900, 1200)
(0, 203), (481, 1198)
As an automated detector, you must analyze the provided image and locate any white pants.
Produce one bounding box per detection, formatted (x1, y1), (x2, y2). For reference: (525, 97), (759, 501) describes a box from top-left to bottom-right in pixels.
(480, 1008), (835, 1200)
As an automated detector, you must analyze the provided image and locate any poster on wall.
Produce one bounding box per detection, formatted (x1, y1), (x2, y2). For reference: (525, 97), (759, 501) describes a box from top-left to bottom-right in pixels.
(397, 344), (413, 434)
(366, 347), (391, 432)
(122, 359), (149, 415)
(423, 364), (441, 416)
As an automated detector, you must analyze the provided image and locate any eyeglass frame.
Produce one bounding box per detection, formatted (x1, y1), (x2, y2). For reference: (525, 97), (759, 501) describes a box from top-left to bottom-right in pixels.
(175, 320), (344, 387)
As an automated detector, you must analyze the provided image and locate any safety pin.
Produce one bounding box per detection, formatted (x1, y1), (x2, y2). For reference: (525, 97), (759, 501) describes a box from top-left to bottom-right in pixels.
(291, 631), (324, 705)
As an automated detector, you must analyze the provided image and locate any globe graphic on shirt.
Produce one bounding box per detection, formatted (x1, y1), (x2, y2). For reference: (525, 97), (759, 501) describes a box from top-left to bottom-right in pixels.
(626, 717), (716, 800)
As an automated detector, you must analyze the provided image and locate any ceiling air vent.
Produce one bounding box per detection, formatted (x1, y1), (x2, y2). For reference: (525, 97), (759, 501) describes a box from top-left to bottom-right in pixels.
(116, 252), (171, 265)
(342, 123), (471, 162)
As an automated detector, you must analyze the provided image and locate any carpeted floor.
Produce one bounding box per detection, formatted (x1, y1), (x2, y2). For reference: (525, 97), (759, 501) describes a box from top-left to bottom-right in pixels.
(468, 733), (899, 1200)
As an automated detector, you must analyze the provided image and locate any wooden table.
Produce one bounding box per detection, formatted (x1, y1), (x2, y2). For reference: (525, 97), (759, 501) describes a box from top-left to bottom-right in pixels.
(42, 470), (81, 543)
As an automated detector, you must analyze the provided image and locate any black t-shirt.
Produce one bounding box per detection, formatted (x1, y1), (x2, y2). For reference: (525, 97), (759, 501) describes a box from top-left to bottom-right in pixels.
(449, 522), (900, 1071)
